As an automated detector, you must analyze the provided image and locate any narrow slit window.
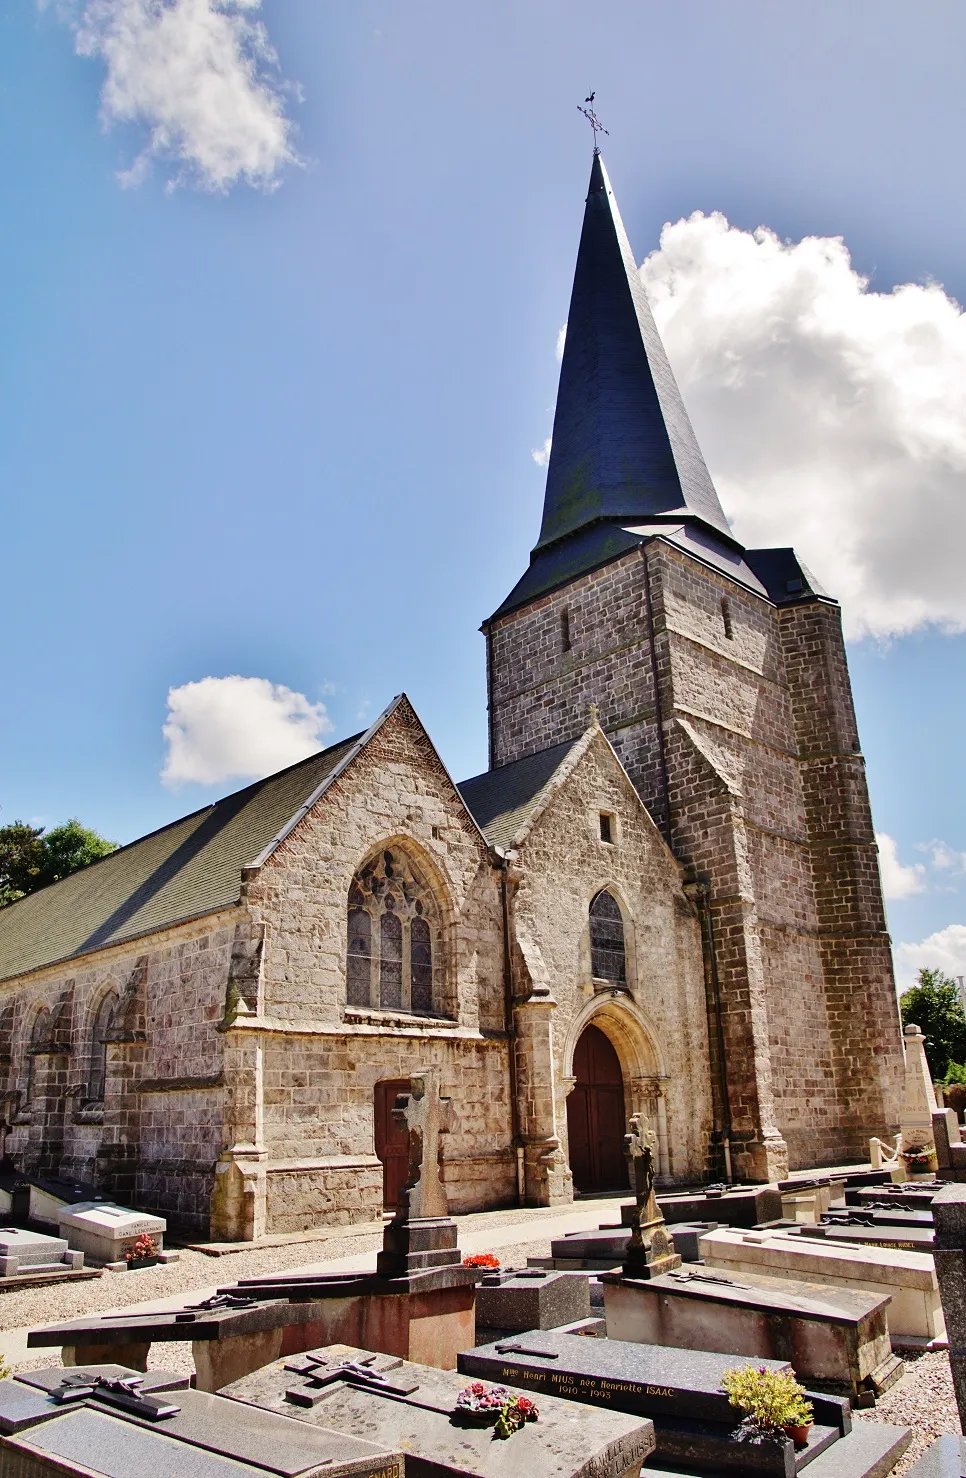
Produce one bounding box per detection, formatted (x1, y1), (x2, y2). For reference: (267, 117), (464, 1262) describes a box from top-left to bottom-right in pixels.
(88, 991), (118, 1104)
(560, 608), (571, 653)
(599, 812), (613, 844)
(721, 597), (734, 640)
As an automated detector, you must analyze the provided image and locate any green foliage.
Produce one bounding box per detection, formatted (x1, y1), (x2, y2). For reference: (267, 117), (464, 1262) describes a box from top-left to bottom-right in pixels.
(0, 817), (116, 908)
(721, 1366), (813, 1432)
(944, 1061), (966, 1087)
(900, 968), (966, 1080)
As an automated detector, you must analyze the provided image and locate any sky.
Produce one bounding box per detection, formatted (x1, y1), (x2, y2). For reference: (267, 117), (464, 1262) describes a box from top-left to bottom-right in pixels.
(1, 0), (965, 992)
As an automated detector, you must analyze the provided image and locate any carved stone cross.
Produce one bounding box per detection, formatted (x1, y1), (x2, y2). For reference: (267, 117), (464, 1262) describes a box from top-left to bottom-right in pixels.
(621, 1111), (681, 1279)
(392, 1069), (454, 1221)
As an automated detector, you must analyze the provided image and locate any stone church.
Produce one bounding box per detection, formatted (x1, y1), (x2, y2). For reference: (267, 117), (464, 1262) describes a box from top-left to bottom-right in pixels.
(0, 153), (904, 1239)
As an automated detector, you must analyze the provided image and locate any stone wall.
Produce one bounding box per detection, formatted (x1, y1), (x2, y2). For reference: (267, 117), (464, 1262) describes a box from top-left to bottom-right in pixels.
(506, 727), (713, 1191)
(0, 912), (234, 1233)
(486, 534), (904, 1175)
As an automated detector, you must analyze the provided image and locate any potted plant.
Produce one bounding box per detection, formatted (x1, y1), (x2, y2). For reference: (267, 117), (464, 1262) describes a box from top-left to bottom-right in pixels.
(454, 1382), (538, 1438)
(721, 1365), (814, 1447)
(124, 1234), (161, 1270)
(463, 1253), (500, 1269)
(901, 1144), (938, 1179)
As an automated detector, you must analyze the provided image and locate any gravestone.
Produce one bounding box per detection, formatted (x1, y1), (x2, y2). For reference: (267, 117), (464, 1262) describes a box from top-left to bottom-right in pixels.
(933, 1108), (966, 1180)
(56, 1202), (174, 1269)
(458, 1329), (911, 1477)
(0, 1227), (83, 1278)
(796, 1222), (935, 1253)
(665, 1222), (719, 1262)
(641, 1185), (784, 1229)
(932, 1182), (966, 1432)
(216, 1069), (478, 1370)
(822, 1207), (934, 1231)
(601, 1265), (901, 1399)
(901, 1435), (966, 1476)
(900, 1023), (939, 1175)
(846, 1185), (944, 1211)
(0, 1366), (188, 1437)
(0, 1370), (403, 1478)
(221, 1343), (656, 1478)
(620, 1115), (680, 1280)
(699, 1226), (946, 1344)
(27, 1294), (329, 1391)
(476, 1269), (591, 1343)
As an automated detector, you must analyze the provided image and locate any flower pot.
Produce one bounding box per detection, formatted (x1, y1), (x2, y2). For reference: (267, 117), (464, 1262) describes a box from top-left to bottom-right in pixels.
(782, 1423), (813, 1447)
(126, 1256), (161, 1270)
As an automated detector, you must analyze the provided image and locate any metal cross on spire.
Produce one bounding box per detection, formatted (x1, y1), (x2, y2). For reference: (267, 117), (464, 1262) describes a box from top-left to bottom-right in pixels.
(577, 92), (609, 151)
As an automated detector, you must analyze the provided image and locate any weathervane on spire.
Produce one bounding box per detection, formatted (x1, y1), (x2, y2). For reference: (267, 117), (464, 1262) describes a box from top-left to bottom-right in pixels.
(577, 92), (609, 151)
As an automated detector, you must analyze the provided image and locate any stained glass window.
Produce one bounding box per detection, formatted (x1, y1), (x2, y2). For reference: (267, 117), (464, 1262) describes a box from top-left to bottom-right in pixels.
(410, 917), (433, 1015)
(590, 890), (626, 983)
(347, 907), (372, 1006)
(380, 909), (403, 1009)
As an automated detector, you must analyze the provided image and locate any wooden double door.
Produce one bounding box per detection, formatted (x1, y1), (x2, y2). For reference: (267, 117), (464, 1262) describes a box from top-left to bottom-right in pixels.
(566, 1025), (629, 1193)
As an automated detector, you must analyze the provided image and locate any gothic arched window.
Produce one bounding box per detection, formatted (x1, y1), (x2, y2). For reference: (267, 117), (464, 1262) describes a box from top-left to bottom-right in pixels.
(345, 849), (445, 1015)
(589, 890), (626, 984)
(88, 991), (118, 1104)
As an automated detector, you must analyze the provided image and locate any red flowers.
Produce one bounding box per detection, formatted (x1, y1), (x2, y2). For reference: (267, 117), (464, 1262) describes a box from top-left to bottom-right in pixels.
(463, 1253), (500, 1268)
(124, 1234), (159, 1265)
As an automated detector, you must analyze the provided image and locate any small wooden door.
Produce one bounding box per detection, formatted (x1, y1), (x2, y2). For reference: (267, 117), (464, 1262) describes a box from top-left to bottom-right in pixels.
(566, 1025), (628, 1193)
(374, 1078), (411, 1211)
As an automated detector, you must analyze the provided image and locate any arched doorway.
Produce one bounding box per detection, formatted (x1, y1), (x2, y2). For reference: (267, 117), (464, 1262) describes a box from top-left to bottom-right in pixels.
(374, 1079), (410, 1210)
(566, 1024), (628, 1193)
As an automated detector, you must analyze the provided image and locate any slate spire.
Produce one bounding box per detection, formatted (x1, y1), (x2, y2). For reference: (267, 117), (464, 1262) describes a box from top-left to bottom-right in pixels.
(535, 152), (734, 552)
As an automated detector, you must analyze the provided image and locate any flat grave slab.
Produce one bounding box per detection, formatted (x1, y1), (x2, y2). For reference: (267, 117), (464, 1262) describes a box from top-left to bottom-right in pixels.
(458, 1329), (860, 1476)
(846, 1186), (943, 1211)
(796, 1223), (935, 1253)
(475, 1269), (590, 1340)
(822, 1208), (934, 1230)
(548, 1230), (628, 1269)
(639, 1186), (784, 1230)
(902, 1435), (966, 1476)
(0, 1366), (188, 1436)
(0, 1227), (83, 1278)
(601, 1266), (899, 1398)
(699, 1227), (946, 1344)
(664, 1223), (719, 1263)
(0, 1367), (403, 1478)
(27, 1295), (329, 1392)
(222, 1343), (656, 1478)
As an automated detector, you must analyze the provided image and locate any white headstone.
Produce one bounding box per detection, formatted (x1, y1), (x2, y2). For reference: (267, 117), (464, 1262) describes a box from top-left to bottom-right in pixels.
(901, 1022), (938, 1150)
(57, 1202), (166, 1268)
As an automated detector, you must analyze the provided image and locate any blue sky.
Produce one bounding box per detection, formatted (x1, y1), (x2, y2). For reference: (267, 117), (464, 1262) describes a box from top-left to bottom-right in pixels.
(2, 1), (965, 987)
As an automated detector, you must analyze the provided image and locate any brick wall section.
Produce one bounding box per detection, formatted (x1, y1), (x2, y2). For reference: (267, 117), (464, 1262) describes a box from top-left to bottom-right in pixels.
(487, 535), (903, 1174)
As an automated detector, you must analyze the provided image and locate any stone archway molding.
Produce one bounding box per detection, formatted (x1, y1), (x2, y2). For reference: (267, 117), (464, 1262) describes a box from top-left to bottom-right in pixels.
(562, 994), (672, 1178)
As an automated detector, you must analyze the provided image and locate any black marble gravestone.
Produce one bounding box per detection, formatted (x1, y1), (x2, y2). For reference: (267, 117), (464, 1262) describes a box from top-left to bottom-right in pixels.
(458, 1330), (911, 1477)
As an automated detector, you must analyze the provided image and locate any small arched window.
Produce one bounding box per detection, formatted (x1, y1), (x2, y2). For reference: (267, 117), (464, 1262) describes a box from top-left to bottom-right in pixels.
(345, 849), (445, 1015)
(590, 891), (626, 984)
(88, 991), (118, 1104)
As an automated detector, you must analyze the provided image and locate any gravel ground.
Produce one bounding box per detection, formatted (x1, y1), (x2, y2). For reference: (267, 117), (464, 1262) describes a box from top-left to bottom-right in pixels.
(854, 1350), (960, 1475)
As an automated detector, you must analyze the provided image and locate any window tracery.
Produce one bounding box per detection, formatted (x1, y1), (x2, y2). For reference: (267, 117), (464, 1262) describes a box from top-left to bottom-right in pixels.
(589, 890), (627, 984)
(87, 990), (118, 1104)
(345, 848), (445, 1015)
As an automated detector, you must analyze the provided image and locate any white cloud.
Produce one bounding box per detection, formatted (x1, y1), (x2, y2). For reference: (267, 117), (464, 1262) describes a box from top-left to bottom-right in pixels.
(641, 213), (966, 638)
(918, 838), (966, 873)
(876, 832), (927, 900)
(161, 675), (331, 787)
(894, 923), (966, 995)
(57, 0), (297, 191)
(531, 436), (552, 467)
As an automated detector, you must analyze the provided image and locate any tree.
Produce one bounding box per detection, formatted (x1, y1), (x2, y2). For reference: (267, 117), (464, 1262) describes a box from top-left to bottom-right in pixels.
(0, 818), (117, 908)
(899, 967), (966, 1080)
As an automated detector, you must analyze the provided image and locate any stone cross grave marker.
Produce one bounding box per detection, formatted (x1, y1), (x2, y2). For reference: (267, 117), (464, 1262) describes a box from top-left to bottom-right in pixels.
(621, 1112), (681, 1279)
(392, 1069), (453, 1221)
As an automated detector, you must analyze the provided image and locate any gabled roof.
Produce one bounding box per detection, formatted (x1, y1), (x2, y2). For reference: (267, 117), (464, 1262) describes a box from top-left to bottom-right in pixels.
(536, 152), (734, 554)
(458, 737), (586, 850)
(0, 732), (362, 984)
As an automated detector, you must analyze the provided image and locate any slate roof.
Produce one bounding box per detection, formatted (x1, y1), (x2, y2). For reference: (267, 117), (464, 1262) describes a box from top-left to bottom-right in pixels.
(535, 152), (734, 554)
(0, 733), (362, 984)
(458, 738), (583, 850)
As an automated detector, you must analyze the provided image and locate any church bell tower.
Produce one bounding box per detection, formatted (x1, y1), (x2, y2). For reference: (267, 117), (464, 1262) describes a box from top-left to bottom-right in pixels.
(483, 152), (904, 1180)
